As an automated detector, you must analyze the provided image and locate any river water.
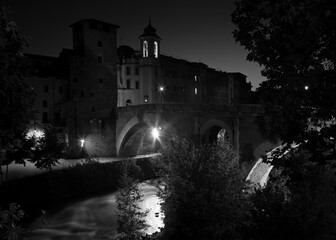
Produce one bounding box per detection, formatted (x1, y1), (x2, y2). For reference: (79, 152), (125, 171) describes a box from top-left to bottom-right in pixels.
(27, 182), (164, 240)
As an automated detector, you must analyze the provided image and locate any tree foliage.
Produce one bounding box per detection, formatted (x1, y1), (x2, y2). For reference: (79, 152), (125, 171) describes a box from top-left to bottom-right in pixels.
(0, 7), (65, 180)
(0, 6), (33, 149)
(0, 203), (26, 240)
(232, 0), (336, 166)
(116, 161), (149, 240)
(232, 1), (336, 238)
(156, 137), (250, 240)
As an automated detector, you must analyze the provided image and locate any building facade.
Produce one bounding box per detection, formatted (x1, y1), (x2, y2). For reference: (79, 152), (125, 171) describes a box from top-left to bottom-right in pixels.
(25, 19), (253, 157)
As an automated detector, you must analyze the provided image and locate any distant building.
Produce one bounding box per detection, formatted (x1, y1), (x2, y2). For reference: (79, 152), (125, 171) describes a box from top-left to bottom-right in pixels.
(25, 19), (252, 156)
(117, 20), (252, 107)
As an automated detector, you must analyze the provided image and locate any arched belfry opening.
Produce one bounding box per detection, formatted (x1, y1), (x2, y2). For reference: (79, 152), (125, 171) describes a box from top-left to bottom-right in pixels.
(139, 19), (161, 58)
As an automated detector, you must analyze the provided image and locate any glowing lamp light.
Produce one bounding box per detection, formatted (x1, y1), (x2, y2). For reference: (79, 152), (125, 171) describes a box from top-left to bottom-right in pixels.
(80, 139), (85, 148)
(151, 127), (159, 139)
(159, 86), (164, 92)
(304, 85), (309, 90)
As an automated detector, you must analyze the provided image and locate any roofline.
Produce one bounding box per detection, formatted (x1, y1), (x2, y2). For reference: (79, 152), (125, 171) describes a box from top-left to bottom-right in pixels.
(70, 19), (120, 29)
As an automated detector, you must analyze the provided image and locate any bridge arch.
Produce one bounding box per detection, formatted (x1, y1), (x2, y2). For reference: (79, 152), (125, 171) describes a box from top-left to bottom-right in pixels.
(199, 119), (233, 144)
(117, 113), (177, 156)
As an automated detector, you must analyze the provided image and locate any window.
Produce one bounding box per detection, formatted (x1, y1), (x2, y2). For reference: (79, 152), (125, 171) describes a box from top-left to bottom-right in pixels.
(73, 77), (78, 83)
(97, 40), (102, 47)
(135, 67), (139, 75)
(127, 79), (131, 89)
(144, 95), (149, 103)
(154, 41), (158, 58)
(195, 87), (198, 95)
(194, 75), (198, 82)
(59, 86), (63, 94)
(181, 86), (185, 93)
(44, 85), (49, 93)
(42, 112), (48, 123)
(173, 85), (178, 92)
(89, 22), (97, 30)
(99, 78), (104, 84)
(143, 41), (148, 57)
(135, 81), (139, 89)
(91, 106), (96, 113)
(80, 90), (84, 97)
(43, 100), (48, 108)
(98, 56), (102, 63)
(103, 24), (110, 32)
(126, 66), (131, 75)
(91, 92), (95, 98)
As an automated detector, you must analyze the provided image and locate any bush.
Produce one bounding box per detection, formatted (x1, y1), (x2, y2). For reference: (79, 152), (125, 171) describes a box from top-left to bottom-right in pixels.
(156, 137), (251, 240)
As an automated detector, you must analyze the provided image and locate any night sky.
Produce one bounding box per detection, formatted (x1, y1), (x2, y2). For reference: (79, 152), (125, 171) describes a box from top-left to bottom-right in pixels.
(2, 0), (265, 89)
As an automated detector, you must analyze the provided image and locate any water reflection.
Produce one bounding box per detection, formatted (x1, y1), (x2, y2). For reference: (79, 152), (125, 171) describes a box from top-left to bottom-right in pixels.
(28, 182), (164, 240)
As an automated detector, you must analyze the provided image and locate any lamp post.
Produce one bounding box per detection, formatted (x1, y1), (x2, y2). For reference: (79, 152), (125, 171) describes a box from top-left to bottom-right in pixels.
(158, 85), (165, 103)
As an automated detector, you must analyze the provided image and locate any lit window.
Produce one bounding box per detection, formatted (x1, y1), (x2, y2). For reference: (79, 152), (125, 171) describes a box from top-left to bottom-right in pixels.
(143, 41), (148, 57)
(154, 41), (158, 58)
(194, 75), (198, 82)
(195, 87), (198, 95)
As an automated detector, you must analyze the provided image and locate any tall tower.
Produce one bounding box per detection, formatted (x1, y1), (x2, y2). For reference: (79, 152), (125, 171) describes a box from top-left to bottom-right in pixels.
(139, 20), (161, 104)
(67, 19), (119, 156)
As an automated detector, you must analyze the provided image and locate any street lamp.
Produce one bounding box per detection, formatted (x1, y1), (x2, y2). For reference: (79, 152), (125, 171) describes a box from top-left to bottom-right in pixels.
(158, 85), (165, 103)
(304, 85), (309, 90)
(80, 139), (85, 148)
(151, 127), (160, 140)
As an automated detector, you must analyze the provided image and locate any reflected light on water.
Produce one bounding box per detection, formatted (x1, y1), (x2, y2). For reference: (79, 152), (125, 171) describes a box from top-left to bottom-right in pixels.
(29, 182), (164, 240)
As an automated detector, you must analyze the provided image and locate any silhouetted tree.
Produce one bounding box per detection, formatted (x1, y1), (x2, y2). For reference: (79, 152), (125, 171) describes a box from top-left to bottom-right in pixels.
(116, 161), (149, 240)
(156, 137), (250, 240)
(232, 0), (336, 166)
(0, 6), (34, 182)
(0, 203), (26, 240)
(232, 1), (336, 238)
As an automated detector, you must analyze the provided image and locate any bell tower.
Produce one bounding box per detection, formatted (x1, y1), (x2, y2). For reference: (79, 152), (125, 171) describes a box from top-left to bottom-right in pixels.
(139, 20), (161, 104)
(139, 19), (161, 59)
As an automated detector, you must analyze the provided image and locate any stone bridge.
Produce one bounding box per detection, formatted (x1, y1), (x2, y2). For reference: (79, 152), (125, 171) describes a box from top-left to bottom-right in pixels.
(116, 103), (275, 169)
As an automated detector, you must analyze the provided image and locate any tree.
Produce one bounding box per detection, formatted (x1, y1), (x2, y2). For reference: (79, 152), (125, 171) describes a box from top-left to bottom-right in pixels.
(0, 6), (34, 182)
(0, 203), (26, 240)
(116, 161), (149, 240)
(156, 137), (250, 240)
(232, 0), (336, 166)
(29, 127), (66, 170)
(232, 1), (336, 238)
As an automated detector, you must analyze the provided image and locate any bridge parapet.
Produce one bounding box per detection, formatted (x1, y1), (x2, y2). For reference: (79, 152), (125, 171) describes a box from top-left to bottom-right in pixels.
(118, 103), (264, 116)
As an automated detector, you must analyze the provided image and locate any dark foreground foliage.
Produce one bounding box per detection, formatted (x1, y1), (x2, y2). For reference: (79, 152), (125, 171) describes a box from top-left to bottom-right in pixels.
(0, 157), (156, 223)
(155, 137), (251, 240)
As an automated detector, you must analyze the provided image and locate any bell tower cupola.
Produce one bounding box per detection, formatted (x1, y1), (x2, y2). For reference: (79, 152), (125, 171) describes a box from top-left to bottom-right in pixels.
(139, 19), (161, 59)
